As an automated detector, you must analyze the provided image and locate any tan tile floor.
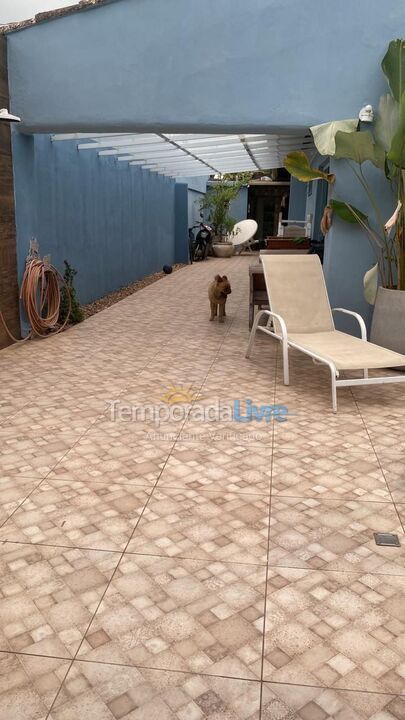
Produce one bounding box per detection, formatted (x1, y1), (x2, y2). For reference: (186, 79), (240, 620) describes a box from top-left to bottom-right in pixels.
(0, 255), (404, 719)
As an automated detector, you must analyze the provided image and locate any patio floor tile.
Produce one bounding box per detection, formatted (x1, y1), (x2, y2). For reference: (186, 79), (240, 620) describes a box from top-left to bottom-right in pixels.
(377, 453), (405, 503)
(0, 542), (118, 658)
(268, 497), (405, 574)
(273, 413), (373, 453)
(126, 486), (270, 564)
(271, 450), (390, 501)
(261, 682), (405, 719)
(361, 414), (405, 455)
(263, 567), (405, 693)
(77, 554), (265, 678)
(0, 431), (80, 477)
(6, 396), (107, 436)
(48, 431), (173, 486)
(0, 478), (151, 551)
(157, 440), (272, 495)
(0, 652), (69, 720)
(0, 475), (43, 527)
(49, 661), (261, 719)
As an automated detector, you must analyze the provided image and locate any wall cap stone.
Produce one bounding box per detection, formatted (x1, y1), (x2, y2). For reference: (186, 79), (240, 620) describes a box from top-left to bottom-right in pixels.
(0, 0), (118, 35)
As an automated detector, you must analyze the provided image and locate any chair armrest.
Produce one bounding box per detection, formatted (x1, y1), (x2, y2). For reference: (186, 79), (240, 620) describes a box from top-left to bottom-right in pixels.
(264, 310), (288, 339)
(332, 307), (367, 341)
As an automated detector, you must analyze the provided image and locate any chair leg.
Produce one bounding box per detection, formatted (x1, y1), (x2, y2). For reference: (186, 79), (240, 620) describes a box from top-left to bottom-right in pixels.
(246, 310), (266, 358)
(331, 369), (338, 412)
(281, 336), (289, 385)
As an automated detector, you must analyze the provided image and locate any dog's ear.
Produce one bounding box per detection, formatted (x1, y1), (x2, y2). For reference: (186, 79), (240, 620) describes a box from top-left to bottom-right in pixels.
(214, 275), (221, 282)
(221, 276), (228, 281)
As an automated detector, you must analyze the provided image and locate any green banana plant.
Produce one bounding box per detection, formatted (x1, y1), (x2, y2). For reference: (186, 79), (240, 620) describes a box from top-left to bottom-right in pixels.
(284, 38), (405, 302)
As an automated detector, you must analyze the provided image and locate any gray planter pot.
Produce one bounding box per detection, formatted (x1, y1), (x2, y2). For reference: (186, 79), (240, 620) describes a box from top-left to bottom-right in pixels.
(212, 243), (234, 258)
(370, 287), (405, 369)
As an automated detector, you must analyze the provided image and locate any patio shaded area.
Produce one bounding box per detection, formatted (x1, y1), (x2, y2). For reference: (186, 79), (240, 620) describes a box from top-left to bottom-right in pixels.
(0, 255), (404, 719)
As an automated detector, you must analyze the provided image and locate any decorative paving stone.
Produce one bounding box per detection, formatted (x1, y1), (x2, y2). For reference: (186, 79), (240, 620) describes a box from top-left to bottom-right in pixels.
(0, 652), (69, 720)
(0, 478), (151, 550)
(272, 450), (390, 501)
(127, 486), (270, 564)
(158, 439), (272, 494)
(50, 661), (261, 719)
(262, 682), (405, 720)
(263, 567), (405, 694)
(0, 542), (118, 657)
(268, 497), (405, 574)
(78, 554), (265, 678)
(49, 431), (172, 486)
(0, 475), (42, 527)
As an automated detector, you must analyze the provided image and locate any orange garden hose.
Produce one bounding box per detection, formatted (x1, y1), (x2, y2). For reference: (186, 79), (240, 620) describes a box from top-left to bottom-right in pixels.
(0, 258), (71, 343)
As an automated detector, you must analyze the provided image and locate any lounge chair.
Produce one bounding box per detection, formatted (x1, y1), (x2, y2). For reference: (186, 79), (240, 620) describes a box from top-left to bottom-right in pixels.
(229, 219), (258, 254)
(246, 254), (405, 411)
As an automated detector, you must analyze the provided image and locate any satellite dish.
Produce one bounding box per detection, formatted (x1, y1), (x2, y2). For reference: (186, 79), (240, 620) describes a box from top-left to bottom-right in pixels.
(229, 219), (258, 251)
(0, 108), (21, 123)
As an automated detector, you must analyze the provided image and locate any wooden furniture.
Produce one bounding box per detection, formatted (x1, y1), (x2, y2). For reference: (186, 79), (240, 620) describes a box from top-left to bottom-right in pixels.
(266, 236), (311, 250)
(0, 36), (20, 348)
(249, 264), (268, 329)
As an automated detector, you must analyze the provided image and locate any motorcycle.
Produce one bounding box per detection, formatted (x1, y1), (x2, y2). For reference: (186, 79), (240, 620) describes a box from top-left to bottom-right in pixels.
(188, 217), (213, 262)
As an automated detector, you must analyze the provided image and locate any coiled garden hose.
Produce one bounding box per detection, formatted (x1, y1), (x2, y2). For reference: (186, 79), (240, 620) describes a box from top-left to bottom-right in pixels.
(0, 258), (71, 343)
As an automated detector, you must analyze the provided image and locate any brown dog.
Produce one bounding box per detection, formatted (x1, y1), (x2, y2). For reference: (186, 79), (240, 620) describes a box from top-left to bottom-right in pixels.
(208, 275), (232, 322)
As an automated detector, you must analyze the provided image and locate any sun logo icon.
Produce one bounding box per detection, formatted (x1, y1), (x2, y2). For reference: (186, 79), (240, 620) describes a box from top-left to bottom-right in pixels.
(160, 383), (201, 405)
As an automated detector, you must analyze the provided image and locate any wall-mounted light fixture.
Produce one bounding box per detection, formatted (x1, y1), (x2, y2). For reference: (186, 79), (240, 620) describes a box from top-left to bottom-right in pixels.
(358, 104), (374, 123)
(0, 108), (21, 123)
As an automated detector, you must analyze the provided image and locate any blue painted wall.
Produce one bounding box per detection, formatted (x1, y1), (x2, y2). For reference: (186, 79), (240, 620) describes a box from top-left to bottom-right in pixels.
(230, 187), (248, 224)
(186, 189), (204, 228)
(288, 177), (307, 221)
(6, 0), (404, 134)
(175, 177), (209, 228)
(174, 183), (190, 263)
(324, 158), (394, 333)
(11, 134), (177, 305)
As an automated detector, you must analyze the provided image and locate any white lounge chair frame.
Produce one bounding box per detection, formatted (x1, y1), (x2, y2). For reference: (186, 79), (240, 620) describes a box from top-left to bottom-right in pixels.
(246, 255), (405, 411)
(277, 213), (312, 238)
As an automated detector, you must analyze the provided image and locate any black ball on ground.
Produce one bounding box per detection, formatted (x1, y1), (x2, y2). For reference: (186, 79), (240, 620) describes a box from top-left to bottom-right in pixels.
(163, 265), (173, 274)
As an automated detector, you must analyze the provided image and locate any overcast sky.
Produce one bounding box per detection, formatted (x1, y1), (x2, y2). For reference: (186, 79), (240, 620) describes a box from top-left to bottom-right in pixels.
(1, 1), (73, 24)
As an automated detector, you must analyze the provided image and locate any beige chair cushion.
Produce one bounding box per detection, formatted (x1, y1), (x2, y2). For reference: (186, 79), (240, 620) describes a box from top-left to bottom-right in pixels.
(289, 331), (405, 370)
(260, 254), (334, 333)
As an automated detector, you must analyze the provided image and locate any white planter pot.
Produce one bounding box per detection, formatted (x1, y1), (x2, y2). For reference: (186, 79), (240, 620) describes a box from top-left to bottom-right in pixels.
(212, 243), (234, 258)
(370, 287), (405, 368)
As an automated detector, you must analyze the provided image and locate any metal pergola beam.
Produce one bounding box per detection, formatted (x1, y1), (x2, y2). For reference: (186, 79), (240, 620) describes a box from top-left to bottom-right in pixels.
(52, 130), (313, 176)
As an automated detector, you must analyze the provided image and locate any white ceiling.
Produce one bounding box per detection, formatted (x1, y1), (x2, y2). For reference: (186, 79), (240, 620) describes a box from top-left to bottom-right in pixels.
(51, 132), (313, 177)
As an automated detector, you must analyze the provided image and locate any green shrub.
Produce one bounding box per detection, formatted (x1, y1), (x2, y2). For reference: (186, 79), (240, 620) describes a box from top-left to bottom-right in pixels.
(59, 260), (84, 325)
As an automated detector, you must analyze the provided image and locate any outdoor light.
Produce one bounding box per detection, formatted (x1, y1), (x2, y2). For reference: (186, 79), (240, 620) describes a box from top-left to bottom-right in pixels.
(358, 104), (374, 122)
(0, 107), (21, 123)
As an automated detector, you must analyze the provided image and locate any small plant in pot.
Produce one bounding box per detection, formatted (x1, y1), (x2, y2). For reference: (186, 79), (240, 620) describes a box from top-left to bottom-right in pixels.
(284, 38), (405, 357)
(201, 174), (251, 258)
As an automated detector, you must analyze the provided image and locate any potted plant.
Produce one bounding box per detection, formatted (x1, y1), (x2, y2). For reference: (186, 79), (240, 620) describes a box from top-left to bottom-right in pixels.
(284, 38), (405, 355)
(201, 175), (250, 258)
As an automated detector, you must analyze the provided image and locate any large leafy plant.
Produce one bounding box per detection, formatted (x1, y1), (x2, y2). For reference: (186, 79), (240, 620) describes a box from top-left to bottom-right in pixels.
(201, 176), (250, 241)
(284, 39), (405, 302)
